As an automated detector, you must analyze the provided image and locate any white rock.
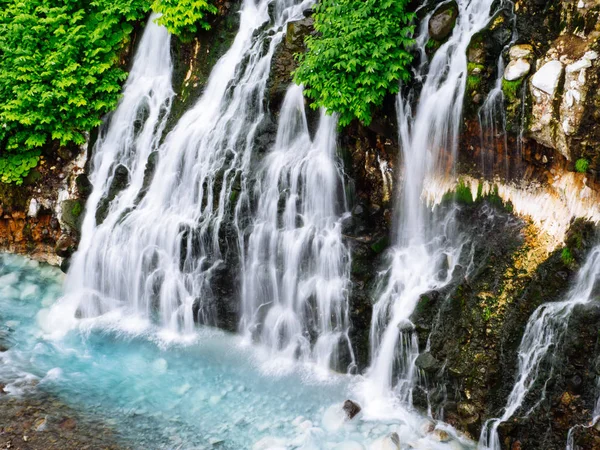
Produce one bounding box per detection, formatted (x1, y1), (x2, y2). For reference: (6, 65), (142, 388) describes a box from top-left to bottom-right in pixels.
(509, 44), (534, 60)
(566, 58), (592, 73)
(20, 283), (40, 300)
(584, 50), (598, 60)
(531, 60), (563, 95)
(563, 119), (575, 135)
(252, 437), (287, 450)
(27, 198), (40, 218)
(578, 0), (585, 8)
(504, 58), (531, 81)
(369, 433), (400, 450)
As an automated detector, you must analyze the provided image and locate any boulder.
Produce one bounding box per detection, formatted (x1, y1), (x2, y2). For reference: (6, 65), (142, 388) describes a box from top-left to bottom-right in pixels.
(509, 44), (534, 60)
(531, 60), (563, 96)
(428, 2), (458, 41)
(343, 399), (362, 419)
(414, 352), (442, 373)
(504, 58), (531, 81)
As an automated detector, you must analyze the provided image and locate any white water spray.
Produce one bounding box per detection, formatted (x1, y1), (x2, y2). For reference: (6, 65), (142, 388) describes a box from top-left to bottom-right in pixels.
(240, 85), (353, 372)
(480, 246), (600, 450)
(364, 0), (497, 407)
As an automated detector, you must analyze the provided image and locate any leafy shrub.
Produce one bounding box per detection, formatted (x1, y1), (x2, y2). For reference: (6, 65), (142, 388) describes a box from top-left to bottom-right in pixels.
(575, 158), (590, 173)
(294, 0), (415, 127)
(0, 0), (152, 183)
(153, 0), (217, 41)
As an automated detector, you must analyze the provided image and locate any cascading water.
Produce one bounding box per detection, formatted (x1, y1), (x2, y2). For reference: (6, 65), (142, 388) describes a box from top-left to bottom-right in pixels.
(479, 246), (600, 450)
(477, 1), (518, 178)
(364, 0), (497, 407)
(565, 378), (600, 450)
(51, 0), (314, 337)
(56, 13), (175, 329)
(240, 85), (353, 372)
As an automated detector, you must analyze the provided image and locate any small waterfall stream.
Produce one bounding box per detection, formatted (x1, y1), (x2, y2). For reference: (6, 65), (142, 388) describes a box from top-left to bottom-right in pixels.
(240, 85), (353, 372)
(479, 246), (600, 450)
(364, 0), (497, 407)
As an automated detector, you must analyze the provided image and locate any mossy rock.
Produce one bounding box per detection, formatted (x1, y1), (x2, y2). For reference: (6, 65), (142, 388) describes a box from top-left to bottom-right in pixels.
(61, 199), (84, 233)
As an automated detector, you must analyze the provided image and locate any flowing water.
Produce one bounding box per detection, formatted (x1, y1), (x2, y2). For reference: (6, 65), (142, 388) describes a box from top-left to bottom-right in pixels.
(363, 0), (497, 409)
(479, 246), (600, 450)
(240, 85), (353, 373)
(1, 254), (479, 449)
(53, 0), (314, 338)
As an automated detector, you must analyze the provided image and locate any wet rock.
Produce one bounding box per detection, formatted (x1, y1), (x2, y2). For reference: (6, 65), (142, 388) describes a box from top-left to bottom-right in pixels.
(431, 429), (451, 442)
(55, 234), (75, 258)
(370, 432), (400, 450)
(58, 417), (77, 430)
(415, 352), (442, 373)
(343, 399), (362, 419)
(428, 2), (458, 41)
(504, 58), (531, 81)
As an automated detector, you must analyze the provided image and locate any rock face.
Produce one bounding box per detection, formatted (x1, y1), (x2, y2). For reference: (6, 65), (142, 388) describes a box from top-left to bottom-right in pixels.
(0, 148), (87, 267)
(428, 2), (459, 41)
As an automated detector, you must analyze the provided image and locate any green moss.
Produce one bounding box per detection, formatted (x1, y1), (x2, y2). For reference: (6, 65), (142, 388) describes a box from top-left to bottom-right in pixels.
(467, 75), (481, 91)
(467, 62), (484, 73)
(502, 78), (523, 103)
(426, 38), (441, 51)
(370, 236), (390, 254)
(575, 158), (590, 173)
(561, 248), (574, 265)
(71, 201), (82, 218)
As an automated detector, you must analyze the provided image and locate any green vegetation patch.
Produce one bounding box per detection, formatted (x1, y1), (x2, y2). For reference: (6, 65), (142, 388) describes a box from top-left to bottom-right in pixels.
(153, 0), (218, 41)
(294, 0), (415, 127)
(501, 78), (523, 103)
(575, 158), (590, 173)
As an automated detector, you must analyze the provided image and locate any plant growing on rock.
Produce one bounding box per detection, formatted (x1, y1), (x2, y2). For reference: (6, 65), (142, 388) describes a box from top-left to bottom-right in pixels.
(294, 0), (415, 127)
(152, 0), (217, 41)
(575, 158), (590, 173)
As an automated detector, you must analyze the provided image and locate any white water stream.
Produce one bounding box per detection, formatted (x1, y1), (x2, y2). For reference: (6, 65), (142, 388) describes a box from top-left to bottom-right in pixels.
(240, 85), (353, 372)
(363, 0), (497, 409)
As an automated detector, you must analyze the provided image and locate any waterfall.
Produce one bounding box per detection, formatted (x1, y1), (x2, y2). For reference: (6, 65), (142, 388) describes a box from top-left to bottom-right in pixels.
(240, 85), (353, 372)
(51, 0), (314, 337)
(480, 246), (600, 450)
(364, 0), (497, 406)
(565, 378), (600, 450)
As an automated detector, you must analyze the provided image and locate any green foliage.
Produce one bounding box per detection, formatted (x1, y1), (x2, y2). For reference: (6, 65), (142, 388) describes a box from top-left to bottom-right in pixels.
(561, 248), (574, 265)
(575, 158), (590, 173)
(71, 201), (83, 217)
(0, 151), (41, 185)
(502, 78), (523, 103)
(294, 0), (415, 127)
(0, 0), (151, 183)
(153, 0), (217, 41)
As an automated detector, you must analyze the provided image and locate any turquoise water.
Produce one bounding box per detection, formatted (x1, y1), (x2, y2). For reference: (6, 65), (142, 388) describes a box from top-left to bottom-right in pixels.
(0, 254), (473, 450)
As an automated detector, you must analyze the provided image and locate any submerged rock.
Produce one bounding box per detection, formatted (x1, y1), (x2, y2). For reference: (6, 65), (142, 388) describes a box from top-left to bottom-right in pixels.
(343, 399), (362, 419)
